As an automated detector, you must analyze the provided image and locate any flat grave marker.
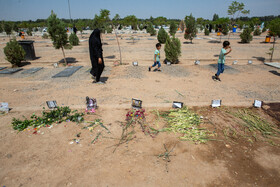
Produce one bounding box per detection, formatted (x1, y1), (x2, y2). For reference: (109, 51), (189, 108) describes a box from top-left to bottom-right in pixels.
(0, 68), (23, 74)
(264, 62), (280, 69)
(0, 67), (7, 70)
(52, 66), (83, 78)
(21, 67), (43, 74)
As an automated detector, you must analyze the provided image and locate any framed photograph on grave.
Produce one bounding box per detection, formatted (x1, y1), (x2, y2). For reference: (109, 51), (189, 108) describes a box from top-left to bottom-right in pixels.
(132, 61), (138, 66)
(172, 101), (183, 108)
(132, 98), (142, 109)
(253, 100), (262, 108)
(46, 101), (58, 109)
(211, 100), (221, 108)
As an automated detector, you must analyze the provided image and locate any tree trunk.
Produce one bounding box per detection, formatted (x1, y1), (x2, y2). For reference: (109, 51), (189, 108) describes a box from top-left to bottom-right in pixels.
(270, 37), (276, 62)
(115, 29), (122, 65)
(61, 46), (67, 64)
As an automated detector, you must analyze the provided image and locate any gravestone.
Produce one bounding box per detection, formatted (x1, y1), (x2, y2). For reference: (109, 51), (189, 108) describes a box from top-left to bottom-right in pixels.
(264, 62), (280, 69)
(0, 67), (7, 70)
(21, 67), (43, 74)
(52, 66), (83, 78)
(0, 68), (23, 74)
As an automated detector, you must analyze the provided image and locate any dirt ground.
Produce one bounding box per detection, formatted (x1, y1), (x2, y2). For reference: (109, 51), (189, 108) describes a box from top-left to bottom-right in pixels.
(0, 31), (280, 186)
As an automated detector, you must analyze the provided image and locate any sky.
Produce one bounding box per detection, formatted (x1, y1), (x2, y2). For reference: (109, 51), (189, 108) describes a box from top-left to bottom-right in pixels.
(0, 0), (280, 21)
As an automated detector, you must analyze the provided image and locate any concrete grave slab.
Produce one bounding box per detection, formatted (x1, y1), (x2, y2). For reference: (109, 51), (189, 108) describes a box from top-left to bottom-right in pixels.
(264, 62), (280, 69)
(0, 68), (23, 74)
(0, 67), (7, 70)
(52, 66), (83, 78)
(21, 67), (43, 74)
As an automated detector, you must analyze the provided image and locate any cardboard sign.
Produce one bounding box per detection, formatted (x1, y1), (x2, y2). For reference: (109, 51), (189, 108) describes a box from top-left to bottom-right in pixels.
(211, 100), (221, 108)
(172, 101), (183, 108)
(132, 98), (142, 109)
(46, 101), (58, 109)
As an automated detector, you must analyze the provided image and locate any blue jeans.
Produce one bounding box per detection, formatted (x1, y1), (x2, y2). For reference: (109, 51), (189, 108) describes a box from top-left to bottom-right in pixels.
(216, 63), (224, 76)
(152, 61), (161, 68)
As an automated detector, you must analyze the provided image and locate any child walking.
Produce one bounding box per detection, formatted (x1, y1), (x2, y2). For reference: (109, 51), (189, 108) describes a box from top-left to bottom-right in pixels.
(149, 43), (162, 72)
(215, 41), (232, 81)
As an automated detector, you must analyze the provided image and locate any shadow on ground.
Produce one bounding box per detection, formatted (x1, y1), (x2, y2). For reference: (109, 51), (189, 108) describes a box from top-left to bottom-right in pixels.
(59, 57), (78, 64)
(269, 70), (280, 77)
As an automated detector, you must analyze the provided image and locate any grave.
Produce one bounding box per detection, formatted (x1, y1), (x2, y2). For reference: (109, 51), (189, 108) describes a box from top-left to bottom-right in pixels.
(0, 68), (23, 74)
(0, 67), (7, 70)
(208, 64), (239, 74)
(52, 66), (83, 78)
(264, 62), (280, 69)
(21, 67), (43, 74)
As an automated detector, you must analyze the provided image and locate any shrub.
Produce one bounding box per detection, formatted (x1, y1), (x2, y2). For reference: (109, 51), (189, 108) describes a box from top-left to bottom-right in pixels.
(42, 33), (49, 39)
(262, 27), (266, 33)
(147, 22), (156, 36)
(4, 39), (25, 67)
(253, 28), (261, 36)
(184, 14), (197, 43)
(27, 27), (32, 36)
(69, 33), (79, 46)
(139, 24), (144, 31)
(4, 22), (12, 36)
(240, 27), (253, 43)
(157, 27), (168, 44)
(169, 22), (177, 35)
(204, 28), (210, 36)
(164, 35), (181, 64)
(221, 24), (229, 35)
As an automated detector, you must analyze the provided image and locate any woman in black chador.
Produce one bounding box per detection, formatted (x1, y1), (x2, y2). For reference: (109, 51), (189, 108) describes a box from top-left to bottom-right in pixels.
(89, 29), (105, 84)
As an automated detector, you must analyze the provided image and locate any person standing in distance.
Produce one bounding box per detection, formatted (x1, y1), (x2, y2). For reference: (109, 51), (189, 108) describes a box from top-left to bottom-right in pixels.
(89, 29), (105, 84)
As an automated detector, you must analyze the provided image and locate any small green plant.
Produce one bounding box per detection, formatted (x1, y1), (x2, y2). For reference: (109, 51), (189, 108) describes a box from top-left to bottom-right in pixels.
(262, 27), (266, 33)
(27, 27), (33, 36)
(69, 33), (79, 46)
(12, 106), (84, 132)
(164, 35), (181, 64)
(221, 23), (229, 35)
(204, 28), (210, 36)
(4, 39), (25, 67)
(169, 22), (177, 35)
(4, 22), (12, 37)
(157, 27), (168, 44)
(253, 28), (261, 36)
(184, 14), (197, 43)
(42, 33), (49, 39)
(240, 27), (253, 43)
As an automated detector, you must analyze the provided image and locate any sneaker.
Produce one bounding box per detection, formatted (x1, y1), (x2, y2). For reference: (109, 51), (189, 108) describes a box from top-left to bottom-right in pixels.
(217, 78), (221, 81)
(96, 81), (105, 84)
(149, 67), (151, 72)
(158, 69), (162, 72)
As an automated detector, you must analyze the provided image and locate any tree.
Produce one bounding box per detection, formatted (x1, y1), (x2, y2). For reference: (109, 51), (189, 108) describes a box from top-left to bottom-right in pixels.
(164, 35), (181, 64)
(268, 18), (280, 62)
(147, 22), (156, 36)
(179, 20), (185, 32)
(212, 14), (219, 21)
(93, 9), (111, 33)
(76, 20), (85, 37)
(47, 10), (71, 64)
(228, 1), (250, 39)
(240, 27), (252, 43)
(184, 14), (197, 43)
(204, 28), (210, 36)
(196, 17), (204, 31)
(253, 28), (261, 36)
(169, 22), (177, 35)
(13, 23), (18, 32)
(157, 27), (168, 44)
(0, 23), (3, 33)
(123, 15), (138, 30)
(69, 33), (79, 46)
(4, 22), (12, 38)
(112, 14), (120, 28)
(4, 39), (25, 67)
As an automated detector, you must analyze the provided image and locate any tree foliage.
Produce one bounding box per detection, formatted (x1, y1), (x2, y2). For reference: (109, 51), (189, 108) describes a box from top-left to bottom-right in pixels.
(47, 10), (71, 64)
(164, 35), (181, 64)
(184, 14), (197, 43)
(93, 9), (111, 33)
(212, 14), (219, 21)
(169, 22), (177, 35)
(147, 22), (156, 36)
(123, 15), (138, 30)
(179, 20), (185, 32)
(228, 1), (250, 20)
(4, 22), (12, 36)
(253, 28), (261, 36)
(4, 39), (25, 67)
(240, 27), (253, 43)
(157, 27), (168, 44)
(69, 33), (79, 46)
